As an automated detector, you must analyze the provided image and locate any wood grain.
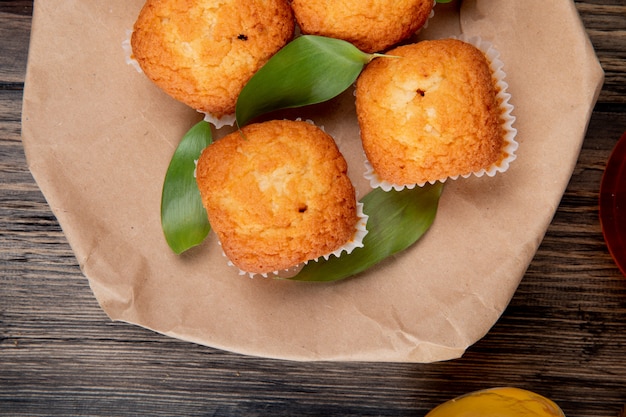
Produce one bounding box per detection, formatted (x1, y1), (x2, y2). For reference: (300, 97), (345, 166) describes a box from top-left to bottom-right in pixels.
(576, 1), (626, 104)
(0, 11), (30, 84)
(1, 1), (626, 416)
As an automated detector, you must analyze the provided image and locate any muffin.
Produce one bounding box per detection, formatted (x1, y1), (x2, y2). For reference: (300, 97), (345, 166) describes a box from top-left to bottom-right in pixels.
(130, 0), (294, 121)
(356, 37), (517, 189)
(196, 120), (365, 275)
(289, 0), (434, 53)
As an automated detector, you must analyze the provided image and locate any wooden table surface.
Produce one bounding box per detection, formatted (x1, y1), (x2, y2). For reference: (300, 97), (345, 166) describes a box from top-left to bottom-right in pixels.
(2, 1), (626, 416)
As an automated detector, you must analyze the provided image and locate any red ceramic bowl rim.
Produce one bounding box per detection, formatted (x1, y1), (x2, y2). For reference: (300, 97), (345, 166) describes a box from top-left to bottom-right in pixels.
(599, 131), (626, 277)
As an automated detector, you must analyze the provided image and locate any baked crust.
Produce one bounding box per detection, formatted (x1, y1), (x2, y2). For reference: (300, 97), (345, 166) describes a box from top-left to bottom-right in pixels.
(131, 0), (294, 117)
(356, 39), (506, 186)
(196, 120), (357, 274)
(289, 0), (433, 53)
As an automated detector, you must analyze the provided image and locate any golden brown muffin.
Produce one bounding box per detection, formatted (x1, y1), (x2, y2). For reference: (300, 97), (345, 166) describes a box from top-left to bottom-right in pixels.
(196, 120), (358, 274)
(356, 39), (510, 187)
(131, 0), (294, 118)
(289, 0), (433, 53)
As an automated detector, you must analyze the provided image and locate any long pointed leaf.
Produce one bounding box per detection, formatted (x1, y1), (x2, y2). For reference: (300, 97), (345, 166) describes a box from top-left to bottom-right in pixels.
(161, 121), (212, 254)
(236, 35), (374, 126)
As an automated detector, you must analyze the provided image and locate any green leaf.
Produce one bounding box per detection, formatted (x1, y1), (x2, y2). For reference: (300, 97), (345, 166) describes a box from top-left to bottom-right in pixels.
(290, 183), (444, 282)
(236, 35), (375, 126)
(435, 0), (454, 3)
(161, 120), (213, 254)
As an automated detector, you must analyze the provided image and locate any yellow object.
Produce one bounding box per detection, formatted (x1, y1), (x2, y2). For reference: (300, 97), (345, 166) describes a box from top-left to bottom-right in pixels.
(425, 387), (565, 417)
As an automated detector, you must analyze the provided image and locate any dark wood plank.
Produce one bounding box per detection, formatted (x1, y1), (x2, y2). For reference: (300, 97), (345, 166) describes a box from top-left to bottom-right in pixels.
(0, 11), (32, 84)
(576, 1), (626, 104)
(0, 1), (33, 16)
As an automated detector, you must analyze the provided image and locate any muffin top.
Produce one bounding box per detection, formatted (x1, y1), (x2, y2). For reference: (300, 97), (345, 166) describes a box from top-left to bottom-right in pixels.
(131, 0), (294, 118)
(195, 120), (358, 274)
(289, 0), (433, 53)
(356, 39), (507, 186)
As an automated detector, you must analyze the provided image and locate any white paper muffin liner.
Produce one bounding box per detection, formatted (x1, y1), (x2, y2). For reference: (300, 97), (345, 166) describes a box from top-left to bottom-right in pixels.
(221, 201), (369, 279)
(421, 0), (436, 31)
(202, 113), (325, 132)
(122, 29), (143, 73)
(201, 112), (237, 129)
(409, 0), (436, 37)
(364, 33), (518, 191)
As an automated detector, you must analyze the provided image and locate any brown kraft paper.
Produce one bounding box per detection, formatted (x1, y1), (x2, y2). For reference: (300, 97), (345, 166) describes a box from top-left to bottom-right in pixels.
(21, 0), (604, 362)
